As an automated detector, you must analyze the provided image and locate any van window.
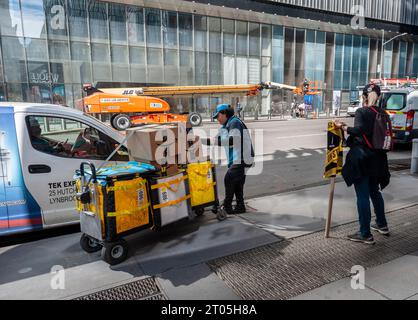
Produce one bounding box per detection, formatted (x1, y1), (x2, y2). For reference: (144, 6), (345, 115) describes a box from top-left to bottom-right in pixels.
(381, 93), (406, 111)
(26, 116), (129, 161)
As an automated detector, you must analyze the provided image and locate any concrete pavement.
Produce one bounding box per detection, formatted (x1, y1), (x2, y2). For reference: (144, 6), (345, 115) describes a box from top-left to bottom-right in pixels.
(0, 213), (276, 300)
(0, 170), (417, 300)
(245, 170), (418, 239)
(292, 252), (418, 300)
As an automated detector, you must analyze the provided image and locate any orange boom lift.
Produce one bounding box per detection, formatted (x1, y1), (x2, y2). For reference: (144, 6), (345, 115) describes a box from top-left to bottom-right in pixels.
(82, 82), (297, 130)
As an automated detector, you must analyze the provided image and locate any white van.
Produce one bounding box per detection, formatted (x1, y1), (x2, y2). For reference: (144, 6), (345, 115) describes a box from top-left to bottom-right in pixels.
(0, 103), (129, 236)
(380, 88), (418, 144)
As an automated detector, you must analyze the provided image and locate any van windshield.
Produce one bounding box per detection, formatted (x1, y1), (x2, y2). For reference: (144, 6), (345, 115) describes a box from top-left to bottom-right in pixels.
(380, 93), (407, 111)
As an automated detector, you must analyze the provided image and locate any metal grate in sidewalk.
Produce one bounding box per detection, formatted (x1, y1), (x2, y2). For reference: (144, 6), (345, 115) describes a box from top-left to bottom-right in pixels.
(74, 277), (166, 300)
(388, 162), (411, 172)
(208, 205), (418, 300)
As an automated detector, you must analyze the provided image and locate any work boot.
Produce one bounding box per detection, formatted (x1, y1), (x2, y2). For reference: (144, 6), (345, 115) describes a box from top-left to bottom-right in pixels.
(233, 204), (246, 215)
(222, 203), (234, 215)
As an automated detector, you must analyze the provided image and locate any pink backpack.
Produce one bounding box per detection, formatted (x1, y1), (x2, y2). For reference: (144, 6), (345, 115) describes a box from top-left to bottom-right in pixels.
(363, 107), (393, 152)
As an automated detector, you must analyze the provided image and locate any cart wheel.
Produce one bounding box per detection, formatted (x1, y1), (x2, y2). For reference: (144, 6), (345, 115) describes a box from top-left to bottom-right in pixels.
(80, 234), (102, 253)
(194, 208), (205, 217)
(216, 207), (228, 221)
(101, 239), (129, 265)
(211, 205), (218, 214)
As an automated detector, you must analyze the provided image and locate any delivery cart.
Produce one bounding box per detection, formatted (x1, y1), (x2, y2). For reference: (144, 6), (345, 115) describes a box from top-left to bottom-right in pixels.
(75, 161), (227, 265)
(75, 161), (156, 265)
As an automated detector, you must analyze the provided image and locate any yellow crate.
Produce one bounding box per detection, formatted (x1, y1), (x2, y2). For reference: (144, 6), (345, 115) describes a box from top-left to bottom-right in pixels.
(76, 176), (151, 237)
(187, 161), (216, 208)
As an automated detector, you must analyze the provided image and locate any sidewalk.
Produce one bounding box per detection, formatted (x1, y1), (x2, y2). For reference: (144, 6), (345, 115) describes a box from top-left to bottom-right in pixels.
(0, 171), (416, 300)
(210, 203), (418, 300)
(293, 241), (418, 300)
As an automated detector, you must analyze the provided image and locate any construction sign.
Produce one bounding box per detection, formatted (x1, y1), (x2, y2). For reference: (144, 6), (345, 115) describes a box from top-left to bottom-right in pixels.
(324, 122), (344, 179)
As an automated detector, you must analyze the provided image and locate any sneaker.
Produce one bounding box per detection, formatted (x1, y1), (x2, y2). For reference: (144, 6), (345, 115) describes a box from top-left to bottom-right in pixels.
(233, 205), (247, 215)
(347, 233), (376, 245)
(371, 224), (390, 236)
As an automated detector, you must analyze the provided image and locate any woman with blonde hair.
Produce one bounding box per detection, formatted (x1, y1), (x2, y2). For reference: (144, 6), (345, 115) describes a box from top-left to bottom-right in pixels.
(334, 83), (391, 245)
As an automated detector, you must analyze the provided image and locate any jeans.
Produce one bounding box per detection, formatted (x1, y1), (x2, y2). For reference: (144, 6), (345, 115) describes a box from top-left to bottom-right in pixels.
(224, 166), (246, 209)
(354, 176), (388, 238)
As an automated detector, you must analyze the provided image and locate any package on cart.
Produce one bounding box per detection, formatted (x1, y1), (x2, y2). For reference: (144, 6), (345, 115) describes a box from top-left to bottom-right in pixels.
(148, 161), (179, 176)
(187, 161), (217, 209)
(126, 124), (179, 162)
(186, 135), (207, 164)
(150, 171), (192, 228)
(75, 162), (156, 241)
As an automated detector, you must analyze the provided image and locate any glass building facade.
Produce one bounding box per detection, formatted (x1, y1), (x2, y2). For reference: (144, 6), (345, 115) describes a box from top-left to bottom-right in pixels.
(0, 0), (418, 118)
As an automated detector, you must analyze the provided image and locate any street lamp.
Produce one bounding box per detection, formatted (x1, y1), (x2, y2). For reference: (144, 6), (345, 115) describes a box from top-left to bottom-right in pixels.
(379, 31), (408, 79)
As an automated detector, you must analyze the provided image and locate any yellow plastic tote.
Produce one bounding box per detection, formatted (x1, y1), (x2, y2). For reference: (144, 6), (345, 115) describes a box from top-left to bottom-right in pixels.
(187, 161), (216, 208)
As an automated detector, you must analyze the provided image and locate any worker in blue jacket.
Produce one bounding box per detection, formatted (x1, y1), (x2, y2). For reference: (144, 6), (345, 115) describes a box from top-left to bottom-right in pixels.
(210, 104), (254, 214)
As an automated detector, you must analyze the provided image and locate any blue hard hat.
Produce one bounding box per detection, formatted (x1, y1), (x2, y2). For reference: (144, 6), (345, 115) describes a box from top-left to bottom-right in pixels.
(212, 104), (230, 119)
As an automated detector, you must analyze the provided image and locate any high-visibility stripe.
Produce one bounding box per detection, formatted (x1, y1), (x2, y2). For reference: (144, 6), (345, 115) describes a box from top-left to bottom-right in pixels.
(153, 195), (191, 210)
(151, 175), (188, 190)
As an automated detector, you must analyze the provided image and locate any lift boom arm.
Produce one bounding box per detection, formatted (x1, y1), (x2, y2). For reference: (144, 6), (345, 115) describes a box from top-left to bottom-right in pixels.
(95, 82), (297, 97)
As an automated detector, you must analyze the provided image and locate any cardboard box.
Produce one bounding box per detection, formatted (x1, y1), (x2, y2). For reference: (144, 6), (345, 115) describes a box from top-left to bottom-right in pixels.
(127, 125), (179, 162)
(186, 136), (207, 164)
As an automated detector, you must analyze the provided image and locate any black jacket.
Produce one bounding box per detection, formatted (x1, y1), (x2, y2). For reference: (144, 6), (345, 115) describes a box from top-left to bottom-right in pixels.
(342, 107), (390, 189)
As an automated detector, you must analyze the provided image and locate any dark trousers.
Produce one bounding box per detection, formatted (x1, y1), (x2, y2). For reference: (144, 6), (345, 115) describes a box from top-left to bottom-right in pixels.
(224, 166), (246, 209)
(354, 176), (388, 238)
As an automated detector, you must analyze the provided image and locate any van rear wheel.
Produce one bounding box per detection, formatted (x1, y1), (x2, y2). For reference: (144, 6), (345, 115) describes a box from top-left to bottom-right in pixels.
(112, 114), (131, 131)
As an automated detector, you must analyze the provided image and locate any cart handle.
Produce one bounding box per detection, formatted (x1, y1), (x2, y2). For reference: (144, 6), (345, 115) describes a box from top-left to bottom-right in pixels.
(79, 162), (97, 184)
